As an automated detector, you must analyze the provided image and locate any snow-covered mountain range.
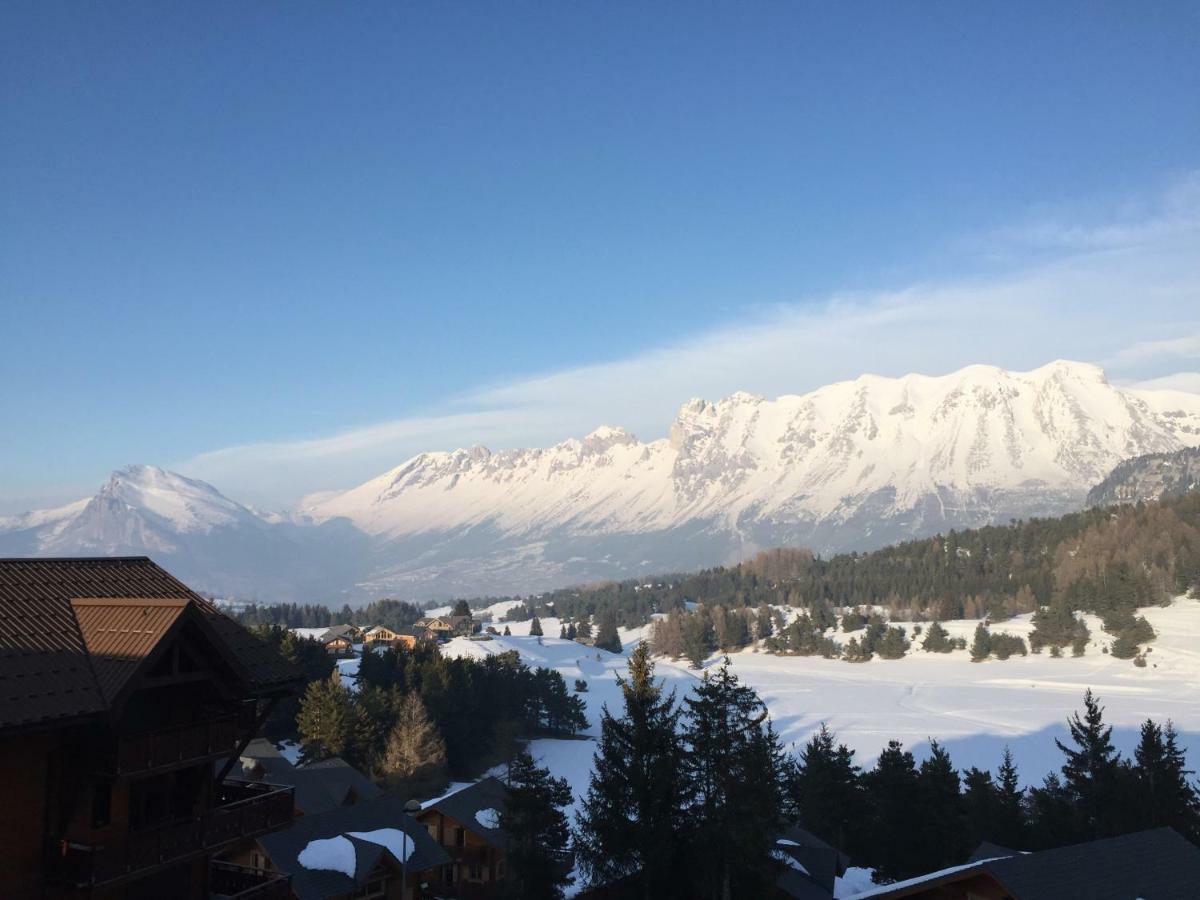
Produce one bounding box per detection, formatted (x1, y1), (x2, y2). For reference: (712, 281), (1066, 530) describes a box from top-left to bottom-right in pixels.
(5, 361), (1200, 601)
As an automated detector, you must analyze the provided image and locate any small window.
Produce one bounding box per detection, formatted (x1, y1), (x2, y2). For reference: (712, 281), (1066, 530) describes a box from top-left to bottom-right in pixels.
(455, 827), (466, 847)
(91, 780), (112, 828)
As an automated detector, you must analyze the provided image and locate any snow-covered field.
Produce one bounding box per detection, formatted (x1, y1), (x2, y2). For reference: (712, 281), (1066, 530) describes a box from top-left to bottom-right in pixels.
(442, 598), (1200, 815)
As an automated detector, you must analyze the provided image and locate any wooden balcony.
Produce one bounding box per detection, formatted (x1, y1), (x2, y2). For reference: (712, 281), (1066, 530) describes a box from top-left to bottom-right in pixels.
(53, 780), (294, 888)
(210, 860), (291, 900)
(107, 704), (257, 777)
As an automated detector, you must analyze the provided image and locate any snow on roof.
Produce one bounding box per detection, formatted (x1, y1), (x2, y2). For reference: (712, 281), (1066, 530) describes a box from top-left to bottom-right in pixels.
(475, 807), (501, 830)
(297, 835), (356, 878)
(348, 828), (416, 864)
(844, 858), (1005, 898)
(771, 848), (809, 875)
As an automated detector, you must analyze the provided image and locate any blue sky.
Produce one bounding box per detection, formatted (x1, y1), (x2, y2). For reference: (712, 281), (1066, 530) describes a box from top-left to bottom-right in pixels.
(2, 2), (1199, 511)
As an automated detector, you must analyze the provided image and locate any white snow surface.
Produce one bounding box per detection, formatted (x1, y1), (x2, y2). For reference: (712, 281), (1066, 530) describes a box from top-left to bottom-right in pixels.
(834, 867), (878, 898)
(475, 808), (502, 830)
(297, 835), (356, 877)
(441, 599), (1200, 878)
(302, 361), (1200, 539)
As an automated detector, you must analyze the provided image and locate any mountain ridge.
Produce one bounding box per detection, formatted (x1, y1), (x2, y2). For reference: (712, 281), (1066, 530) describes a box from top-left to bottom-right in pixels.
(5, 360), (1200, 601)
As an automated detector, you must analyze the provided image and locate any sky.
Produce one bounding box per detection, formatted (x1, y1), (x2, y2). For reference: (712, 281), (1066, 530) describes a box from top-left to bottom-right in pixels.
(2, 2), (1199, 512)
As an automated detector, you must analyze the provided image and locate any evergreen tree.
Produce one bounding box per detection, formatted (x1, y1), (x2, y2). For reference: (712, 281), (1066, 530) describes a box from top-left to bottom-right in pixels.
(922, 621), (953, 653)
(787, 724), (863, 854)
(862, 741), (922, 882)
(567, 622), (577, 640)
(683, 608), (714, 669)
(594, 610), (624, 653)
(502, 750), (574, 900)
(1134, 719), (1200, 841)
(504, 625), (512, 635)
(1055, 689), (1122, 839)
(577, 617), (593, 641)
(382, 692), (446, 791)
(1028, 772), (1077, 849)
(682, 659), (785, 899)
(295, 677), (376, 769)
(529, 616), (544, 637)
(915, 742), (967, 871)
(559, 624), (568, 639)
(962, 767), (1001, 850)
(452, 599), (472, 617)
(575, 643), (689, 898)
(970, 623), (992, 661)
(993, 748), (1028, 849)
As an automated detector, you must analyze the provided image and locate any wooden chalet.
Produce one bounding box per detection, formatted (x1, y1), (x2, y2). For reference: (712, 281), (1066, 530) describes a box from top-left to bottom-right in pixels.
(415, 777), (509, 898)
(411, 615), (474, 640)
(848, 828), (1200, 899)
(0, 557), (302, 900)
(236, 794), (448, 900)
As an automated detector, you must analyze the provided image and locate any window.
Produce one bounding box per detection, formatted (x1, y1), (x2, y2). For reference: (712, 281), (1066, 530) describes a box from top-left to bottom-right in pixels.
(455, 826), (466, 847)
(90, 780), (112, 828)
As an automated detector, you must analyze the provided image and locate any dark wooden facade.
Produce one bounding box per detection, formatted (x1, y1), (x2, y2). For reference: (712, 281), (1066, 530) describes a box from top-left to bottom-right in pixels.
(0, 558), (301, 900)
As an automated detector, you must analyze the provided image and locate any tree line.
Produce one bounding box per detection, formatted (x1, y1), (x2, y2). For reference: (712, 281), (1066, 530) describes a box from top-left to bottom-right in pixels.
(568, 645), (1200, 898)
(293, 642), (587, 786)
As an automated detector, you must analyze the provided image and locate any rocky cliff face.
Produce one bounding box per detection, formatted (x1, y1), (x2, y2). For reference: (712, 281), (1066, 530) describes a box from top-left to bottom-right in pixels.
(1087, 447), (1200, 507)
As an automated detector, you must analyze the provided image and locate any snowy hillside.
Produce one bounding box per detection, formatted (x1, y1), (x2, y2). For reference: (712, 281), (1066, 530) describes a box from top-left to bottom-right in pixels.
(6, 361), (1200, 600)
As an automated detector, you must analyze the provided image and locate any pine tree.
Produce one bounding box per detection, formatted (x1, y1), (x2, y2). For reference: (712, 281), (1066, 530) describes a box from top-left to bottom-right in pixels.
(970, 623), (991, 661)
(594, 610), (623, 653)
(577, 617), (593, 641)
(452, 599), (472, 617)
(382, 692), (447, 790)
(1134, 719), (1200, 841)
(922, 621), (953, 653)
(862, 741), (921, 882)
(559, 624), (568, 639)
(962, 767), (1001, 850)
(993, 748), (1028, 849)
(915, 742), (967, 871)
(296, 677), (355, 762)
(504, 625), (512, 636)
(529, 616), (544, 637)
(567, 622), (577, 640)
(502, 750), (574, 900)
(787, 724), (862, 854)
(683, 609), (714, 669)
(682, 659), (785, 899)
(575, 643), (689, 897)
(1055, 689), (1122, 839)
(1028, 773), (1077, 849)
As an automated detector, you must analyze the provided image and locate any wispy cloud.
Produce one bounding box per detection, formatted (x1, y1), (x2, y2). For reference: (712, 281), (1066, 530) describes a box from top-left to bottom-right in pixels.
(149, 174), (1200, 508)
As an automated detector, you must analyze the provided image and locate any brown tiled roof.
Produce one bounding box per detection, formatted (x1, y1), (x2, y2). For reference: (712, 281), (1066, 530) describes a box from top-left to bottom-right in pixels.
(0, 557), (301, 731)
(71, 598), (190, 703)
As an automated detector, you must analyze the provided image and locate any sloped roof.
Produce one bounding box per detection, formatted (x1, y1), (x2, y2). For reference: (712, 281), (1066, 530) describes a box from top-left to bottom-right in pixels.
(848, 827), (1200, 899)
(421, 776), (508, 849)
(0, 557), (300, 730)
(774, 824), (848, 898)
(71, 598), (189, 702)
(258, 794), (449, 900)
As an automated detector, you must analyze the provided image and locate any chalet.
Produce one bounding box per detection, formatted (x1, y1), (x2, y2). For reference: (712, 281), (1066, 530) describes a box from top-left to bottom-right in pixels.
(241, 794), (449, 900)
(292, 625), (358, 657)
(415, 777), (509, 897)
(412, 615), (475, 640)
(846, 827), (1200, 899)
(320, 634), (355, 658)
(362, 625), (427, 650)
(0, 556), (302, 900)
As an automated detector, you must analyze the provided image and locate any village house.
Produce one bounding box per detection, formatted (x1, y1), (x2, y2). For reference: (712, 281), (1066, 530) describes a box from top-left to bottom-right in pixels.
(238, 794), (448, 900)
(411, 615), (475, 641)
(850, 827), (1200, 899)
(362, 625), (428, 650)
(230, 741), (382, 817)
(0, 557), (301, 900)
(414, 777), (508, 898)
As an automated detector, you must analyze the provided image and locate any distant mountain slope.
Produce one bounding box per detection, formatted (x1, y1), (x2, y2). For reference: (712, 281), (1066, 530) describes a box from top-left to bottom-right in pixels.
(0, 466), (370, 602)
(6, 361), (1200, 601)
(1087, 446), (1200, 507)
(300, 360), (1200, 597)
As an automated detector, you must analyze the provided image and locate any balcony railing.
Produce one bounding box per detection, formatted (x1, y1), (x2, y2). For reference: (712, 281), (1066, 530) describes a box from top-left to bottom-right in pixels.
(53, 781), (294, 887)
(210, 860), (291, 900)
(111, 705), (256, 776)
